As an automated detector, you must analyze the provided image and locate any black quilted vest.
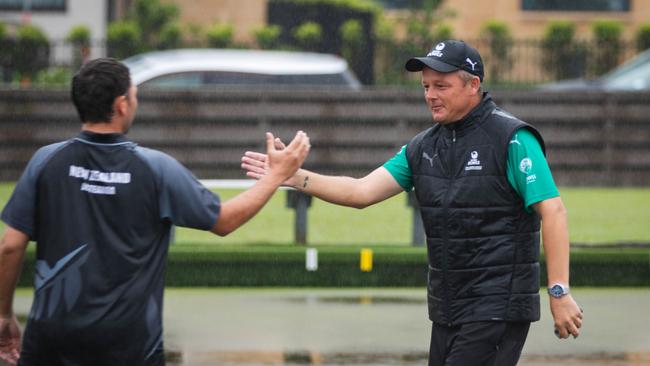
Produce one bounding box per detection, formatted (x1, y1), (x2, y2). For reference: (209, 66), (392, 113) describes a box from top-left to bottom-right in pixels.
(406, 93), (544, 326)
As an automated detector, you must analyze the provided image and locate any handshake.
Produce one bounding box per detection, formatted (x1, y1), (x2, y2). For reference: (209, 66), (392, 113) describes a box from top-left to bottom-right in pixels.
(241, 131), (310, 189)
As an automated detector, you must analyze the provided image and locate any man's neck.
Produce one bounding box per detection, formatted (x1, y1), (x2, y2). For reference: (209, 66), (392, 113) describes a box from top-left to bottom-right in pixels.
(81, 121), (124, 134)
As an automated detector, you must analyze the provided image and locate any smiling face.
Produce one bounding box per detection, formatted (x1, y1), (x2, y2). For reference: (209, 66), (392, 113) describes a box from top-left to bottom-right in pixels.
(421, 68), (481, 125)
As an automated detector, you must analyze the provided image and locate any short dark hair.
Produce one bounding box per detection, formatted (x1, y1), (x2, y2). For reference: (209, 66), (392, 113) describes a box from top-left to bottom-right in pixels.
(71, 58), (131, 123)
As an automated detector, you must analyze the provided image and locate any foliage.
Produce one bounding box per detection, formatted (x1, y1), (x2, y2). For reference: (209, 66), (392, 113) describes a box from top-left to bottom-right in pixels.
(372, 0), (452, 85)
(481, 20), (513, 83)
(131, 0), (180, 50)
(159, 21), (183, 50)
(107, 21), (141, 59)
(66, 25), (91, 69)
(106, 0), (181, 56)
(635, 23), (650, 52)
(292, 22), (322, 52)
(15, 245), (649, 287)
(65, 25), (91, 46)
(253, 25), (282, 49)
(15, 24), (50, 81)
(591, 19), (624, 76)
(541, 21), (587, 80)
(0, 21), (11, 72)
(373, 16), (402, 85)
(340, 19), (364, 68)
(434, 22), (453, 42)
(34, 67), (72, 86)
(206, 23), (234, 48)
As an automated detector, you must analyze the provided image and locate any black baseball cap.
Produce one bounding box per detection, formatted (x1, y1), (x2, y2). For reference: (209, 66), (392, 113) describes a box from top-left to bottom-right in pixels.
(405, 40), (484, 81)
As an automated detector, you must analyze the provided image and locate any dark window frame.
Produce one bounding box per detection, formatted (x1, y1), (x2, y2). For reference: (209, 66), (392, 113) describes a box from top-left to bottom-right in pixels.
(521, 0), (630, 12)
(0, 0), (66, 12)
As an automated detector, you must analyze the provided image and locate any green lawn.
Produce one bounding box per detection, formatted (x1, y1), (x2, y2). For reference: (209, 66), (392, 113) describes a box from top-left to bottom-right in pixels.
(1, 183), (649, 245)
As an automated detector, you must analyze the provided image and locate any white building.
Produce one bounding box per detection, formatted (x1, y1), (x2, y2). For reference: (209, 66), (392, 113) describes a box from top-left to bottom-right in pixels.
(0, 0), (112, 63)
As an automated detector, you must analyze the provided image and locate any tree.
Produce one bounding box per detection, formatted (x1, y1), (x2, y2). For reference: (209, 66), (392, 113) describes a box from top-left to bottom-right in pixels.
(541, 21), (586, 80)
(253, 25), (282, 50)
(340, 19), (363, 66)
(635, 23), (650, 52)
(66, 25), (91, 68)
(481, 20), (513, 84)
(206, 24), (234, 48)
(591, 20), (624, 76)
(107, 0), (181, 56)
(107, 21), (141, 59)
(292, 22), (322, 52)
(15, 24), (50, 84)
(131, 0), (180, 50)
(159, 22), (183, 50)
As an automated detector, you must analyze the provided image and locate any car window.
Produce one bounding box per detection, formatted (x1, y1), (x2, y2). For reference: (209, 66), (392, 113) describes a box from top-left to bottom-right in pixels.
(604, 59), (650, 90)
(141, 71), (358, 89)
(141, 72), (204, 88)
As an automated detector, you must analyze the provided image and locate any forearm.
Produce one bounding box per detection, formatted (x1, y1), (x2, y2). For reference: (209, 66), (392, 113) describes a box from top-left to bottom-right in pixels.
(211, 174), (284, 236)
(289, 169), (372, 208)
(540, 202), (570, 285)
(292, 166), (408, 210)
(0, 229), (28, 317)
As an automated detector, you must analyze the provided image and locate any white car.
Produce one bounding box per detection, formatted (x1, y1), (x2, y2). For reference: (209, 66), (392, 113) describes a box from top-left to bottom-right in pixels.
(122, 48), (362, 90)
(538, 49), (650, 92)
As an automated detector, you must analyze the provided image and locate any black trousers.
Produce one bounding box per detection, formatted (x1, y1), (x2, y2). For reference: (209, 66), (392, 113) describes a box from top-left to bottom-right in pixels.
(429, 321), (530, 366)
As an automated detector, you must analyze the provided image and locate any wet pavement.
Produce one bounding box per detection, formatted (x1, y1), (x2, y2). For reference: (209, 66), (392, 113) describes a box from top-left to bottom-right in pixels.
(9, 288), (650, 365)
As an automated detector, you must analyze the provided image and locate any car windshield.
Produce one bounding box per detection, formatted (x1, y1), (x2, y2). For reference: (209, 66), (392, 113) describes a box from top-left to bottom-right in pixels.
(602, 51), (650, 90)
(141, 71), (356, 89)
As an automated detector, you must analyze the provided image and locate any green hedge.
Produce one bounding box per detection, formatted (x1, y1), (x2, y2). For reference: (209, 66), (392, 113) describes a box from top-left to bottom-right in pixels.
(16, 246), (650, 287)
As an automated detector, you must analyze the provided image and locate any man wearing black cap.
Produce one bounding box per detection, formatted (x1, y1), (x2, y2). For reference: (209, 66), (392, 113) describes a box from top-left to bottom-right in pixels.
(242, 40), (583, 365)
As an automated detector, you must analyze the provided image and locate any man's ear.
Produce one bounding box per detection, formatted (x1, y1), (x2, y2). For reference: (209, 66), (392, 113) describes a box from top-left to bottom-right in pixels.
(470, 77), (481, 94)
(113, 95), (127, 117)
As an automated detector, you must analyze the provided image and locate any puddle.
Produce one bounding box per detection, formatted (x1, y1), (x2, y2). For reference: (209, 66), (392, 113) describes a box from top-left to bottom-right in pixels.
(284, 295), (426, 306)
(164, 350), (650, 366)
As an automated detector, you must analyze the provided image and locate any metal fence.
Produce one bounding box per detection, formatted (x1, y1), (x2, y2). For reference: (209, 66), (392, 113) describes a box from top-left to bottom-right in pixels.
(0, 38), (645, 86)
(375, 38), (643, 86)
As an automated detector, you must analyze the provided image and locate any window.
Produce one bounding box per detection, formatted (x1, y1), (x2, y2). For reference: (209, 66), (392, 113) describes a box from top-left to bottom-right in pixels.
(375, 0), (428, 10)
(522, 0), (630, 11)
(0, 0), (66, 11)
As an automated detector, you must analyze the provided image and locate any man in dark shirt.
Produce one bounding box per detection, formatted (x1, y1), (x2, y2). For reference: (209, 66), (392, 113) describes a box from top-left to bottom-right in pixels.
(0, 58), (310, 366)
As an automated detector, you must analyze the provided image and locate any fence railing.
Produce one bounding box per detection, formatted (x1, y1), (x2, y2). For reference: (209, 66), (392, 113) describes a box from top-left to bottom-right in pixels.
(0, 38), (645, 86)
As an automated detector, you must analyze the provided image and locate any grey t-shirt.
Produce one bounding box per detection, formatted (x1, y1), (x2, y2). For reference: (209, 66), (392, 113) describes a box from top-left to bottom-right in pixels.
(1, 131), (220, 363)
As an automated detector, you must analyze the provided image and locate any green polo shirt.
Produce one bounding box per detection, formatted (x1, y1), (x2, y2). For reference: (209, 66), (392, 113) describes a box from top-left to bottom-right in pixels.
(383, 128), (559, 212)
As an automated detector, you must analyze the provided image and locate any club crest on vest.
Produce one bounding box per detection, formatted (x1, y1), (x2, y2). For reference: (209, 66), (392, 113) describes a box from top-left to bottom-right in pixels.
(465, 150), (482, 171)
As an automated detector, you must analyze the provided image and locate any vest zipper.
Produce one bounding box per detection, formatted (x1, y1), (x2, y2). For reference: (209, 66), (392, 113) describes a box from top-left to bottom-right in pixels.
(442, 128), (456, 326)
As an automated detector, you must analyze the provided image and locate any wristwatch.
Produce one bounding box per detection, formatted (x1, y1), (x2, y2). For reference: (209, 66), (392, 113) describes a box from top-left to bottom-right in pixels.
(547, 283), (570, 298)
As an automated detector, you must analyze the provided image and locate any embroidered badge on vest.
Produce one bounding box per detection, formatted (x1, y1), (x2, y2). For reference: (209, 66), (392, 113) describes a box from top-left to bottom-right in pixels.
(465, 150), (483, 171)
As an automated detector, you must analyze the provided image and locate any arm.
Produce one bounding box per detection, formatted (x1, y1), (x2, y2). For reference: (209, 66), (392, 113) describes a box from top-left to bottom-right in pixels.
(0, 226), (28, 365)
(211, 131), (310, 236)
(242, 151), (403, 209)
(533, 197), (583, 339)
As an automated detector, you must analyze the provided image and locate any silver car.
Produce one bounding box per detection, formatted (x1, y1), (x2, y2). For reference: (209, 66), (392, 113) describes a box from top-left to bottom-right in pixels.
(122, 48), (362, 90)
(538, 49), (650, 92)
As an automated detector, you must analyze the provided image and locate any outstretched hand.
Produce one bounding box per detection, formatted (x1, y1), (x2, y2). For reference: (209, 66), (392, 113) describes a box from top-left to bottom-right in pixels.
(550, 294), (583, 339)
(0, 315), (20, 366)
(242, 134), (303, 187)
(254, 131), (309, 186)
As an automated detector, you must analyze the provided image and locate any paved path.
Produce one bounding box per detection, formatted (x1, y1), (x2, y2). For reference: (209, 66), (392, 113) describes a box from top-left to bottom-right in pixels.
(10, 288), (650, 365)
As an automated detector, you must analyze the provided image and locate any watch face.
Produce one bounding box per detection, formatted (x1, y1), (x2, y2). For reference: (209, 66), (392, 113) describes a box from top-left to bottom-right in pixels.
(549, 285), (565, 297)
